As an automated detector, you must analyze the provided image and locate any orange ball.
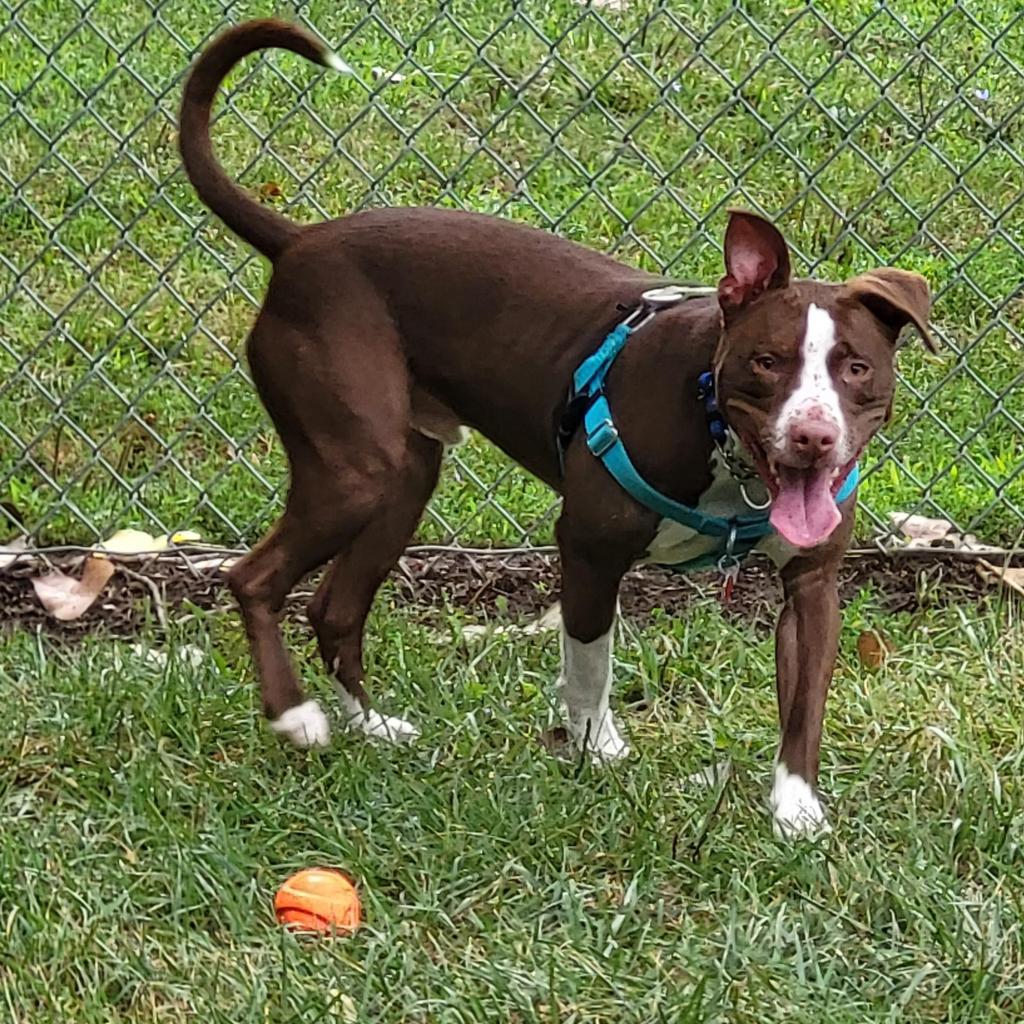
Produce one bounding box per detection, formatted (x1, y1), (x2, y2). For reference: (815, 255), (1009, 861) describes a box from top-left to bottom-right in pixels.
(273, 867), (362, 935)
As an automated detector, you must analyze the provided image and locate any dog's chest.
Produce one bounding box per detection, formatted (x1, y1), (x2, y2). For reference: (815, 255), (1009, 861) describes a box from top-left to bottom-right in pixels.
(642, 452), (791, 568)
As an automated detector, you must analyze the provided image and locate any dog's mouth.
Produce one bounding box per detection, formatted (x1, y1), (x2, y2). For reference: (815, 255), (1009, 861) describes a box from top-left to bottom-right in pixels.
(741, 435), (859, 550)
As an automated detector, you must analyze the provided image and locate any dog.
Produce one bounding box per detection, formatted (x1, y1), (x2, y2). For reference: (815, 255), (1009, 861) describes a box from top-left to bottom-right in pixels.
(179, 20), (934, 838)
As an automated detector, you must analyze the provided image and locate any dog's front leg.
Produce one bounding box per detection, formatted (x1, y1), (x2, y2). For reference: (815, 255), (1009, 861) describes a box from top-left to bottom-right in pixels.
(556, 527), (633, 762)
(770, 554), (843, 838)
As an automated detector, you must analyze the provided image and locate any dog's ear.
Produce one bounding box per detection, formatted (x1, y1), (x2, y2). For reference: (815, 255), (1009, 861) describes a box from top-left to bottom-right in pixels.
(718, 209), (792, 310)
(843, 268), (936, 353)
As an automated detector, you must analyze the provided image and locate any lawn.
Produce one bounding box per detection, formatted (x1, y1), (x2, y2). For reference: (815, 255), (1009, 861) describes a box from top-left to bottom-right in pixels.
(1, 0), (1023, 546)
(1, 577), (1023, 1021)
(2, 2), (1024, 1021)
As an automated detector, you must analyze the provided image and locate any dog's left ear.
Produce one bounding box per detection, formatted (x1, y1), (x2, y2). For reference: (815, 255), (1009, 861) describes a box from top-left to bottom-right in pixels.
(718, 209), (791, 310)
(843, 269), (936, 353)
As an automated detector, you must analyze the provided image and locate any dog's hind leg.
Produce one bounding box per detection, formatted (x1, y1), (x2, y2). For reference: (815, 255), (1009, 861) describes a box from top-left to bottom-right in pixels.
(307, 429), (443, 744)
(229, 296), (412, 748)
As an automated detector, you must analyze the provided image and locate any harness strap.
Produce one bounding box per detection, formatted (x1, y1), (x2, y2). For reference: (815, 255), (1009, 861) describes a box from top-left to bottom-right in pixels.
(573, 322), (633, 397)
(583, 395), (773, 542)
(560, 288), (860, 573)
(835, 463), (860, 504)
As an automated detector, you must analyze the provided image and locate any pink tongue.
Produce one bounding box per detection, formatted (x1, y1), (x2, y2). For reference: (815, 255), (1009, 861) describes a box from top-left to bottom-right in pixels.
(770, 466), (842, 548)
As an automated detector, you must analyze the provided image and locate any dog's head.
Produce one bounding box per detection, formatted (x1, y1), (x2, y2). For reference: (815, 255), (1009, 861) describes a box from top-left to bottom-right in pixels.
(713, 210), (934, 550)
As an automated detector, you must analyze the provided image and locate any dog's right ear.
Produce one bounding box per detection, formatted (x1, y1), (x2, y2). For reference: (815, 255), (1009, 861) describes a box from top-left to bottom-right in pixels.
(718, 209), (792, 310)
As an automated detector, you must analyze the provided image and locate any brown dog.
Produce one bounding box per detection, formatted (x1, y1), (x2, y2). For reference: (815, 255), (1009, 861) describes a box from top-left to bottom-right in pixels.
(180, 20), (933, 837)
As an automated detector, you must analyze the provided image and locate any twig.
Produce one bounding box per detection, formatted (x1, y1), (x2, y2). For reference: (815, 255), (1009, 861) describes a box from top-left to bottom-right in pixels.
(119, 567), (169, 632)
(688, 770), (733, 862)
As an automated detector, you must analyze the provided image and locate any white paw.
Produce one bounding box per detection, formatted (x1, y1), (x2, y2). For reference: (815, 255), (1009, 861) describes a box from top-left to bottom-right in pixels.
(343, 708), (420, 744)
(270, 700), (331, 749)
(567, 709), (631, 762)
(771, 764), (831, 839)
(337, 689), (420, 744)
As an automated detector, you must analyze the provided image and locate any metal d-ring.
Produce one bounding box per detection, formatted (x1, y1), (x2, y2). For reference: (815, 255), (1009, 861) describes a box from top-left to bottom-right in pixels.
(739, 480), (772, 511)
(716, 524), (739, 569)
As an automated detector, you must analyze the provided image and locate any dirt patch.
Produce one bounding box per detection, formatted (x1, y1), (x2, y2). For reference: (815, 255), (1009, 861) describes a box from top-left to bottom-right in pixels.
(397, 550), (1002, 629)
(0, 548), (1011, 641)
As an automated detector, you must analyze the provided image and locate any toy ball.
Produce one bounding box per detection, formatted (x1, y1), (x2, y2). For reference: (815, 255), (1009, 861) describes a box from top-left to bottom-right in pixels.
(274, 867), (361, 935)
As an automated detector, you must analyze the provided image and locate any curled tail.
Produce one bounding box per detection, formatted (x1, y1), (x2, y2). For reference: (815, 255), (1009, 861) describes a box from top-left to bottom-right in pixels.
(179, 19), (350, 261)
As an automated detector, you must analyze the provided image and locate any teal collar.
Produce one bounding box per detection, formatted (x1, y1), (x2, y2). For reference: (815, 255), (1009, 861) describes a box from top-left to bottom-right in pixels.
(563, 287), (859, 573)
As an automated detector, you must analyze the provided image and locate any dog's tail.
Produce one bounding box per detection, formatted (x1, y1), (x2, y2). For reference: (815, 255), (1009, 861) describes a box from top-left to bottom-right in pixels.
(179, 19), (351, 262)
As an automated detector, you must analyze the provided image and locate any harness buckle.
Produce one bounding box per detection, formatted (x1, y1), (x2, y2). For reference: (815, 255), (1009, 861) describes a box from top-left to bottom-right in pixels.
(586, 419), (620, 457)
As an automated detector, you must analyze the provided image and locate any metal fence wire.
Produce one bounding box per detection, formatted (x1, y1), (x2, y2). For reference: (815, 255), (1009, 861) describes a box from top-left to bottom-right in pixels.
(2, 1), (1022, 551)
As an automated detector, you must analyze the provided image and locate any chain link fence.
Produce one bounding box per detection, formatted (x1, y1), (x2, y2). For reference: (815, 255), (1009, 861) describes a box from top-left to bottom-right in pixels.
(2, 1), (1022, 552)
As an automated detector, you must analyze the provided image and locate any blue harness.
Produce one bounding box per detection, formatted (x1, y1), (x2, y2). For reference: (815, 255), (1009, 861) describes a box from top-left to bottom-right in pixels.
(559, 286), (859, 575)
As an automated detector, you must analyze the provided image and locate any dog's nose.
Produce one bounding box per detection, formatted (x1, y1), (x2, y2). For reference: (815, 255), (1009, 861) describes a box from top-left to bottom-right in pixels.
(788, 419), (838, 460)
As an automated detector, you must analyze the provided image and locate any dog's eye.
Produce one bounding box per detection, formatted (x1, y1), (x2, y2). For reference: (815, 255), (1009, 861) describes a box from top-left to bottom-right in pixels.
(753, 354), (776, 372)
(848, 360), (871, 378)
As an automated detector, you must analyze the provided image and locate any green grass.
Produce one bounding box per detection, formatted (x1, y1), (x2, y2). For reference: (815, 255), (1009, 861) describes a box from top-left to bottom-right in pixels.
(4, 8), (1023, 1016)
(2, 1), (1023, 545)
(1, 584), (1023, 1021)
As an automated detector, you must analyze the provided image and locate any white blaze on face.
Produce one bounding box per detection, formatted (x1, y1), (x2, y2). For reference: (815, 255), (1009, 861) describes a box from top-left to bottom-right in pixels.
(768, 303), (851, 548)
(774, 303), (848, 461)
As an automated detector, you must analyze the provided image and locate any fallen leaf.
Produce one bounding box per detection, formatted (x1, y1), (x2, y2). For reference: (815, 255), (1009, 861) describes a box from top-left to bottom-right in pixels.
(685, 760), (733, 789)
(189, 554), (239, 572)
(161, 530), (202, 546)
(129, 643), (207, 669)
(100, 528), (164, 555)
(889, 513), (1000, 552)
(32, 556), (116, 620)
(0, 536), (31, 570)
(977, 560), (1024, 597)
(523, 603), (562, 635)
(325, 990), (357, 1023)
(460, 603), (561, 641)
(98, 527), (202, 556)
(258, 181), (284, 201)
(371, 66), (407, 83)
(890, 513), (955, 544)
(856, 629), (891, 670)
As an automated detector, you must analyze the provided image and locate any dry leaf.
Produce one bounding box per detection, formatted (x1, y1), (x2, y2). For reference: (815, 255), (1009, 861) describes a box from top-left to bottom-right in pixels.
(685, 760), (733, 789)
(856, 629), (890, 670)
(100, 528), (163, 554)
(977, 560), (1024, 597)
(460, 603), (562, 641)
(258, 181), (284, 201)
(0, 536), (30, 570)
(161, 530), (202, 546)
(32, 556), (116, 620)
(189, 554), (239, 573)
(98, 528), (202, 555)
(890, 513), (955, 544)
(889, 513), (999, 552)
(129, 643), (207, 669)
(370, 66), (407, 83)
(523, 603), (562, 635)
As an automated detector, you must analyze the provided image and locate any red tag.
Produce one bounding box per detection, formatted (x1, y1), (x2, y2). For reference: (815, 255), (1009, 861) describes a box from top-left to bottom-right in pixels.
(721, 566), (738, 604)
